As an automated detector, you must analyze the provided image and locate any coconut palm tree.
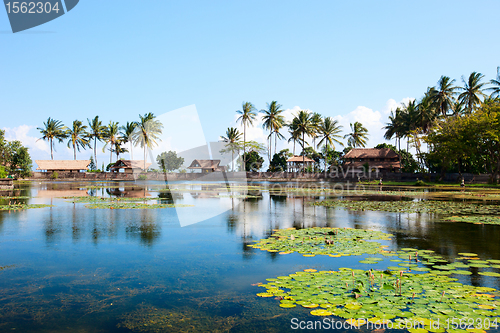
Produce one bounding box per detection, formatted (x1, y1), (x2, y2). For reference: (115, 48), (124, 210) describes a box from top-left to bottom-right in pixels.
(236, 102), (257, 171)
(317, 117), (343, 172)
(87, 116), (106, 167)
(120, 121), (137, 160)
(458, 72), (487, 114)
(220, 127), (242, 171)
(37, 117), (68, 160)
(418, 89), (439, 134)
(344, 122), (368, 148)
(292, 110), (315, 172)
(431, 76), (458, 117)
(67, 120), (90, 160)
(400, 100), (419, 151)
(383, 108), (402, 150)
(261, 101), (285, 159)
(131, 113), (163, 170)
(310, 112), (322, 149)
(487, 67), (500, 98)
(287, 121), (301, 155)
(103, 121), (120, 165)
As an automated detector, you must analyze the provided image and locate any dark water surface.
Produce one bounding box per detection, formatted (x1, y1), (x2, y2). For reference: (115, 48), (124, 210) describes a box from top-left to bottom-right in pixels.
(1, 181), (500, 332)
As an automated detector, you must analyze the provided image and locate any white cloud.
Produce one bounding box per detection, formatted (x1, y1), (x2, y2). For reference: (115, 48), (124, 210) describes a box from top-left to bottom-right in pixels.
(3, 125), (50, 154)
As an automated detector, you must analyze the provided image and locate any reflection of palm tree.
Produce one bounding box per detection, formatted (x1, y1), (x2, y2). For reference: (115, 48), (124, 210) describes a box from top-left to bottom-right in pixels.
(344, 122), (368, 148)
(132, 113), (163, 170)
(458, 72), (487, 114)
(37, 117), (68, 160)
(220, 127), (242, 171)
(67, 120), (90, 160)
(87, 116), (106, 167)
(236, 102), (257, 172)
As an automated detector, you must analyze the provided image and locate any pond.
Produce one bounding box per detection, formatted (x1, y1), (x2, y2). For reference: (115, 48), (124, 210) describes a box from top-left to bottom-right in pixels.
(0, 181), (499, 332)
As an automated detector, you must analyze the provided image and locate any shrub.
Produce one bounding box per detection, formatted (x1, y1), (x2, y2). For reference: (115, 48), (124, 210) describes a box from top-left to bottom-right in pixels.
(138, 174), (147, 180)
(51, 171), (58, 179)
(0, 165), (7, 178)
(414, 180), (426, 186)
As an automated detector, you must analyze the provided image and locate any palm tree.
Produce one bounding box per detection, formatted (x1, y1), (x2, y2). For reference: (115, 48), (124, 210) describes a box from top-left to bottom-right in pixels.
(458, 72), (487, 114)
(120, 121), (137, 160)
(236, 102), (257, 171)
(87, 116), (106, 166)
(112, 139), (128, 161)
(417, 89), (439, 134)
(293, 110), (315, 172)
(487, 67), (500, 98)
(220, 127), (242, 171)
(103, 121), (120, 165)
(287, 121), (301, 155)
(67, 120), (90, 160)
(131, 113), (163, 170)
(310, 112), (323, 149)
(261, 101), (285, 159)
(317, 117), (343, 172)
(37, 117), (68, 160)
(431, 76), (458, 116)
(400, 100), (419, 151)
(344, 122), (368, 148)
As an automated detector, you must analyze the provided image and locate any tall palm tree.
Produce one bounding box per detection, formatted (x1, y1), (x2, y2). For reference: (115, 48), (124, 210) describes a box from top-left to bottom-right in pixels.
(383, 108), (401, 150)
(418, 89), (439, 134)
(400, 100), (419, 151)
(287, 121), (301, 155)
(431, 76), (458, 117)
(261, 101), (285, 159)
(220, 127), (242, 171)
(344, 122), (368, 148)
(103, 121), (120, 165)
(310, 112), (323, 149)
(458, 72), (487, 114)
(37, 117), (68, 160)
(132, 113), (163, 170)
(236, 102), (257, 171)
(67, 120), (90, 160)
(87, 116), (106, 167)
(293, 110), (315, 172)
(317, 117), (343, 171)
(120, 121), (137, 160)
(487, 67), (500, 98)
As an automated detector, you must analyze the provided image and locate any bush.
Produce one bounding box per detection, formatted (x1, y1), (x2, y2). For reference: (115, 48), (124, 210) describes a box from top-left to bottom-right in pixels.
(138, 174), (147, 180)
(414, 180), (426, 186)
(0, 165), (7, 178)
(51, 171), (58, 179)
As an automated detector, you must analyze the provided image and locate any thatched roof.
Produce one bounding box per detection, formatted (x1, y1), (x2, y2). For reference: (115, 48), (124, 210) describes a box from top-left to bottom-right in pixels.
(36, 160), (90, 171)
(188, 160), (223, 170)
(110, 160), (151, 170)
(287, 155), (315, 163)
(344, 161), (401, 169)
(343, 148), (399, 159)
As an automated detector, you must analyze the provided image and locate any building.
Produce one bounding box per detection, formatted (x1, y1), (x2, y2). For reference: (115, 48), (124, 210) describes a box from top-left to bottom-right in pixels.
(187, 160), (225, 173)
(109, 160), (151, 173)
(286, 155), (315, 172)
(36, 160), (91, 173)
(343, 148), (401, 172)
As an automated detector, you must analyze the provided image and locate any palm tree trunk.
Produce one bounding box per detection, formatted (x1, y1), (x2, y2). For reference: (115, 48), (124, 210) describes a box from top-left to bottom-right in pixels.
(144, 146), (146, 171)
(94, 138), (97, 167)
(73, 143), (76, 160)
(130, 142), (134, 160)
(302, 132), (305, 173)
(274, 132), (277, 157)
(50, 138), (53, 160)
(293, 140), (296, 155)
(243, 123), (246, 172)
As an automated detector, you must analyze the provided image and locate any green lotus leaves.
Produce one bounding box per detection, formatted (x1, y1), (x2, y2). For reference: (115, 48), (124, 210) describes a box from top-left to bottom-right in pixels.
(249, 227), (393, 257)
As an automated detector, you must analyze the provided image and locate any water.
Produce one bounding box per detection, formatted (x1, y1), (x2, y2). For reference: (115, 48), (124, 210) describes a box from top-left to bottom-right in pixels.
(0, 181), (499, 332)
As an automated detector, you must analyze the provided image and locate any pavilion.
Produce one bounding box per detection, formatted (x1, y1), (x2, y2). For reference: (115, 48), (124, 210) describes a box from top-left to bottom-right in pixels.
(36, 160), (91, 173)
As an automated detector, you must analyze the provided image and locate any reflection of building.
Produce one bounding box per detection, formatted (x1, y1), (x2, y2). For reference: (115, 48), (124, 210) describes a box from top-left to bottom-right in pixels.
(36, 160), (90, 173)
(343, 148), (401, 172)
(187, 160), (225, 173)
(286, 156), (315, 172)
(109, 160), (151, 173)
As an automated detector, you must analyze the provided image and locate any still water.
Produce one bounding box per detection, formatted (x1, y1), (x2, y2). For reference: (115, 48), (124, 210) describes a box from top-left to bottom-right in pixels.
(0, 181), (499, 332)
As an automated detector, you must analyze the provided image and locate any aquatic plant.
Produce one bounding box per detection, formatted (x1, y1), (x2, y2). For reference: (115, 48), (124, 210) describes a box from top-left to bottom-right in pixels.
(84, 202), (193, 209)
(0, 204), (53, 211)
(248, 227), (393, 257)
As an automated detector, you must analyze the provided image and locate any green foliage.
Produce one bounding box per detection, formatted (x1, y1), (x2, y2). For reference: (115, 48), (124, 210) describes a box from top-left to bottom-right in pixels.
(414, 180), (426, 186)
(268, 153), (287, 172)
(0, 165), (7, 178)
(51, 171), (58, 179)
(5, 140), (32, 178)
(138, 174), (147, 180)
(242, 151), (264, 171)
(156, 151), (184, 172)
(88, 155), (97, 171)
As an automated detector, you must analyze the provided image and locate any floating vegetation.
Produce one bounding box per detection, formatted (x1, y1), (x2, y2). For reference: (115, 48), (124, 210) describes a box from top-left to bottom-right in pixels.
(248, 227), (393, 257)
(84, 202), (193, 209)
(442, 216), (500, 225)
(0, 203), (52, 211)
(60, 196), (157, 202)
(257, 268), (500, 331)
(0, 196), (30, 200)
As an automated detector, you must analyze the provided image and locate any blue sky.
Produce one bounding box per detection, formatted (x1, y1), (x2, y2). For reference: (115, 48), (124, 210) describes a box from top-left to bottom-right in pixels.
(1, 0), (499, 166)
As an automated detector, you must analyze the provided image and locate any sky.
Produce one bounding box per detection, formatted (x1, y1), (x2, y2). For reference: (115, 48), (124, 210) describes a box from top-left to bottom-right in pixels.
(1, 0), (499, 169)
